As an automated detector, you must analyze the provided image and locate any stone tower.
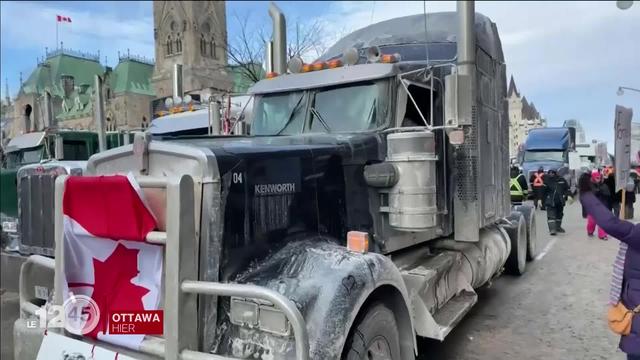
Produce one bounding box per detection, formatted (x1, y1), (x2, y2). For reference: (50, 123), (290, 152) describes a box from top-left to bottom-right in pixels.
(152, 1), (233, 99)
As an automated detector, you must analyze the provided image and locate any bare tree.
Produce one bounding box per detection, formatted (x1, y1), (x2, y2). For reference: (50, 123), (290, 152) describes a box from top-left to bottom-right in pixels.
(221, 11), (332, 89)
(224, 12), (268, 84)
(287, 19), (329, 61)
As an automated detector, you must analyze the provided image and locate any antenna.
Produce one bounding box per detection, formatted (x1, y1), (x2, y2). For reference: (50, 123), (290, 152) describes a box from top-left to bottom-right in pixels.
(423, 1), (430, 65)
(370, 1), (376, 24)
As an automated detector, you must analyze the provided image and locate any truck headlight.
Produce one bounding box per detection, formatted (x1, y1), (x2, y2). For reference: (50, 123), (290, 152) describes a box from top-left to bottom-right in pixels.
(230, 297), (259, 326)
(258, 305), (290, 336)
(2, 220), (18, 233)
(230, 297), (291, 336)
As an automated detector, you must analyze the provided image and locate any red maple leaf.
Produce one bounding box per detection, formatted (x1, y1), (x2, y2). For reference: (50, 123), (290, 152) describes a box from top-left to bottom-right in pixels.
(86, 243), (150, 338)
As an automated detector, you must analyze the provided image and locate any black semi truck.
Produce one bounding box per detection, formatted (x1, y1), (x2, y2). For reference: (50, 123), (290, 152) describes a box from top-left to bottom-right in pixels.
(15, 2), (538, 359)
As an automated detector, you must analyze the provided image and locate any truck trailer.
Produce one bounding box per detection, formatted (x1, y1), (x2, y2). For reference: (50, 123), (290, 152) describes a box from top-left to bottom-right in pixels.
(14, 3), (539, 360)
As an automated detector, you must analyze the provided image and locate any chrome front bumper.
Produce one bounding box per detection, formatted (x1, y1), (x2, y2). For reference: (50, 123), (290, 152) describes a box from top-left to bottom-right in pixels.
(15, 174), (310, 360)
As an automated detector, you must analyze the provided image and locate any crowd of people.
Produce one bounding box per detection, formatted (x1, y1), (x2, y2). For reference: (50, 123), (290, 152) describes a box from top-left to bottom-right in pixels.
(510, 165), (637, 236)
(511, 165), (640, 359)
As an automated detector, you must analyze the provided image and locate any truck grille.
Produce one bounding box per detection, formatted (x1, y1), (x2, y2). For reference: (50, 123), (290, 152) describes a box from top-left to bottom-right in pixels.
(18, 174), (56, 256)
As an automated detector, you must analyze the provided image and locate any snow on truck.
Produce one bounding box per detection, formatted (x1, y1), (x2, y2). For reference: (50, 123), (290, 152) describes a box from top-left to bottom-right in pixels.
(15, 2), (540, 360)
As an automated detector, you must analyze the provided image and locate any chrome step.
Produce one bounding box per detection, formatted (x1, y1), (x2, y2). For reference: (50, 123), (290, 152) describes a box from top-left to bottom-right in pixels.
(431, 290), (478, 340)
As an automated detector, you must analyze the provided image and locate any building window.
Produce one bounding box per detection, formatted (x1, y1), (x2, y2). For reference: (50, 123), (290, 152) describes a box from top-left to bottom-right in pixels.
(209, 39), (216, 59)
(200, 34), (207, 56)
(175, 34), (182, 54)
(166, 36), (173, 56)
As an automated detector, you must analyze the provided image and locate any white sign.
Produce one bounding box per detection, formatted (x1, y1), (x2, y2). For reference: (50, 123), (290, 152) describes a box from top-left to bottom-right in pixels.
(37, 332), (137, 360)
(614, 105), (634, 191)
(568, 152), (581, 171)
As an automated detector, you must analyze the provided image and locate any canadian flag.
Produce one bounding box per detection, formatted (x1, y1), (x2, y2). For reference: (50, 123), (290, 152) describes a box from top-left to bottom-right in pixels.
(57, 15), (72, 23)
(62, 174), (163, 350)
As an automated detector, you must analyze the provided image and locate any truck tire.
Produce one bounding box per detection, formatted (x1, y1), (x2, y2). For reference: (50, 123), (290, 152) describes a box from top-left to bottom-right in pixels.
(505, 212), (527, 276)
(514, 204), (539, 261)
(343, 302), (402, 360)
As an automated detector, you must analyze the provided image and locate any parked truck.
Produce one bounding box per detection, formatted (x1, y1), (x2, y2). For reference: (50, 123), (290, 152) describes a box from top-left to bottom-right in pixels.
(15, 3), (539, 359)
(0, 129), (131, 291)
(521, 127), (578, 193)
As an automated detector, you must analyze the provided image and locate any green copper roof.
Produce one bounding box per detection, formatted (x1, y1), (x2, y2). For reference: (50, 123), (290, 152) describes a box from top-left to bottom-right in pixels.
(112, 59), (155, 96)
(21, 51), (104, 97)
(229, 63), (265, 94)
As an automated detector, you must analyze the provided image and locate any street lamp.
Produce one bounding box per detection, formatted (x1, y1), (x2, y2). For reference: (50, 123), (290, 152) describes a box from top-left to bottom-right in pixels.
(618, 86), (640, 96)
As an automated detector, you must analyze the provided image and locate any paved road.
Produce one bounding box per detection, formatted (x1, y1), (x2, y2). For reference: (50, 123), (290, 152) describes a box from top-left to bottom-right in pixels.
(1, 201), (633, 360)
(1, 290), (18, 360)
(418, 201), (629, 360)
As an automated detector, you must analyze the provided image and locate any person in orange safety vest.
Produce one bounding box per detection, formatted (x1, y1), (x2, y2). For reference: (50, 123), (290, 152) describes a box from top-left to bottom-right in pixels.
(530, 167), (546, 210)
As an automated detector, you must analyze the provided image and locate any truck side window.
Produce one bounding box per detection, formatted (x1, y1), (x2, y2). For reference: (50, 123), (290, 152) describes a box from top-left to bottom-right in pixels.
(402, 85), (432, 127)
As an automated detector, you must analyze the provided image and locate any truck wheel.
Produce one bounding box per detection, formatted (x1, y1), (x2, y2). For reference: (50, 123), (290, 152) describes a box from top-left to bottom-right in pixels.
(514, 204), (539, 261)
(343, 302), (402, 360)
(505, 212), (527, 276)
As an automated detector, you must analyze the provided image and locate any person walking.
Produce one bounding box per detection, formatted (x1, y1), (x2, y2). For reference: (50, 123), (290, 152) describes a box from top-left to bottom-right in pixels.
(588, 170), (611, 240)
(510, 165), (529, 204)
(530, 167), (546, 210)
(579, 173), (640, 360)
(543, 169), (570, 235)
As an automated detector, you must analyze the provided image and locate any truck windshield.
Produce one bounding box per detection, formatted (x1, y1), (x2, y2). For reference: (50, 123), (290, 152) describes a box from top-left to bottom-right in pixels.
(5, 146), (43, 168)
(252, 91), (306, 135)
(309, 83), (379, 133)
(524, 151), (565, 162)
(251, 80), (389, 135)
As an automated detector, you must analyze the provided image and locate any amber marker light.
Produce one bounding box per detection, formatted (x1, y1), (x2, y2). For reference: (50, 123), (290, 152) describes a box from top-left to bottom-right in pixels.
(347, 231), (370, 253)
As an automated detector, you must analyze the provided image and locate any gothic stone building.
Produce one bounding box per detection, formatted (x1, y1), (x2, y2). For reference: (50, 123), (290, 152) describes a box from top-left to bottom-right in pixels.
(152, 1), (233, 99)
(507, 76), (547, 158)
(10, 48), (155, 138)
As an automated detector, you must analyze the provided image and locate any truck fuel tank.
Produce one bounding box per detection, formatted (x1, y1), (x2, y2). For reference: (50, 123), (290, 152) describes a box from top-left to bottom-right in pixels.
(385, 131), (438, 231)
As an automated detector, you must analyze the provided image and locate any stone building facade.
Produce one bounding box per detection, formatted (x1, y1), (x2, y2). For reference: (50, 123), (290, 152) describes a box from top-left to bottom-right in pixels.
(152, 1), (233, 99)
(508, 76), (547, 157)
(9, 49), (155, 138)
(0, 81), (15, 146)
(5, 1), (236, 139)
(562, 119), (586, 144)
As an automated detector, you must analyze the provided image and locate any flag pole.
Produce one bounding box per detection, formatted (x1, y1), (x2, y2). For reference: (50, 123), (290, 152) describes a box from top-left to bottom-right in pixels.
(56, 19), (59, 49)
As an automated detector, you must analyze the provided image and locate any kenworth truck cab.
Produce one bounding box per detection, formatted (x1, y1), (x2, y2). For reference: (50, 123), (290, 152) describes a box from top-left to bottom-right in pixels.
(15, 4), (539, 360)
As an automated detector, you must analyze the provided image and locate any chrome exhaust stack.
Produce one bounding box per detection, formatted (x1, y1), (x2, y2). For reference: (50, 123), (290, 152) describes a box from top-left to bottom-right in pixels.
(94, 75), (107, 152)
(268, 2), (287, 74)
(173, 63), (183, 99)
(452, 0), (479, 242)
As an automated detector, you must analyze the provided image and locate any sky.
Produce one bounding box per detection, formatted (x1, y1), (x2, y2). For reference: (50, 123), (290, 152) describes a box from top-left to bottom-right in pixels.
(1, 1), (639, 145)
